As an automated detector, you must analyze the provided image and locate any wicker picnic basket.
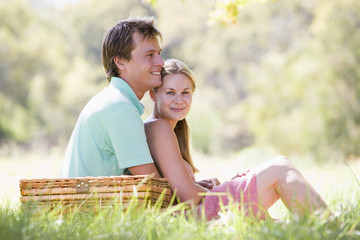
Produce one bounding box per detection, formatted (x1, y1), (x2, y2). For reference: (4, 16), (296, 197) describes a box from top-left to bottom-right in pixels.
(19, 175), (171, 212)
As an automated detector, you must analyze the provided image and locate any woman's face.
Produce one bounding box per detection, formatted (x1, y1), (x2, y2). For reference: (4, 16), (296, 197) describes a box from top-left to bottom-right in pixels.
(151, 73), (194, 122)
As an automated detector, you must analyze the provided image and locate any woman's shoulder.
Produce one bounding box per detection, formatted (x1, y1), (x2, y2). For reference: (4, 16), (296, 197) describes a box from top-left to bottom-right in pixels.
(145, 117), (170, 128)
(144, 118), (178, 152)
(144, 117), (173, 133)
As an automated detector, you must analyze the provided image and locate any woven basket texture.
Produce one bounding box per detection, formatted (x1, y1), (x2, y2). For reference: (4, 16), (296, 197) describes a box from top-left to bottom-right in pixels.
(19, 175), (171, 211)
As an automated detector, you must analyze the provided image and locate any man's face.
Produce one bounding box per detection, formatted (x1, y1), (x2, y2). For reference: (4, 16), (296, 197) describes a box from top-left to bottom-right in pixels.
(121, 32), (164, 99)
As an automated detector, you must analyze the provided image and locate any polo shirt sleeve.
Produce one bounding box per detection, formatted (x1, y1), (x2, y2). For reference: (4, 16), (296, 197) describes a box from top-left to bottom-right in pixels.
(107, 104), (154, 169)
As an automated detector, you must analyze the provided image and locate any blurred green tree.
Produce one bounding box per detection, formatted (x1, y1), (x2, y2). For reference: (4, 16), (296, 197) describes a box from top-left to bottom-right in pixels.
(1, 0), (359, 162)
(309, 0), (360, 158)
(0, 0), (71, 144)
(242, 0), (360, 160)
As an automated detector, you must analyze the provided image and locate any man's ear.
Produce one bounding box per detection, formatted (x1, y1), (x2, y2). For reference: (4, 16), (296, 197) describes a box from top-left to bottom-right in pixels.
(149, 90), (156, 102)
(113, 56), (126, 71)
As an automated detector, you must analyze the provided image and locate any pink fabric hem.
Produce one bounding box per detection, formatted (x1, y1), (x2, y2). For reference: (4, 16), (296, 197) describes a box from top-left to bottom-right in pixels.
(198, 171), (258, 220)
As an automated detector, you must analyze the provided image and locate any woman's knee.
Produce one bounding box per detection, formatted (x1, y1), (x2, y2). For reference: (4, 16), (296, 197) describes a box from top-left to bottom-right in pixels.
(270, 156), (307, 186)
(255, 156), (289, 183)
(270, 155), (294, 170)
(255, 155), (299, 186)
(264, 155), (300, 181)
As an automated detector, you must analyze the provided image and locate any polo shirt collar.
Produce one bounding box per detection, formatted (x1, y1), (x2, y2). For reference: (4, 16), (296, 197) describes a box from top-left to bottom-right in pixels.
(110, 77), (145, 115)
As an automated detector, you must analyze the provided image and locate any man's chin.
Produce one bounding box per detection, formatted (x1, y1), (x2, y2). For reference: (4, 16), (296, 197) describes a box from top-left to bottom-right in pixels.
(151, 79), (162, 88)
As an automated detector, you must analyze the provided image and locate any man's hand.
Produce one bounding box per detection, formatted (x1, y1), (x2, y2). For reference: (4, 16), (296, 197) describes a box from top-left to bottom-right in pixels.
(196, 178), (221, 190)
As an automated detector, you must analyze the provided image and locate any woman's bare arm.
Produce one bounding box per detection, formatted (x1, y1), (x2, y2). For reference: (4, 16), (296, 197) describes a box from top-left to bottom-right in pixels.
(145, 119), (208, 204)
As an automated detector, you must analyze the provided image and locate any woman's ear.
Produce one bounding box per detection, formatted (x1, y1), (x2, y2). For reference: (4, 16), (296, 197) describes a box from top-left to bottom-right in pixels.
(149, 90), (156, 102)
(113, 56), (126, 71)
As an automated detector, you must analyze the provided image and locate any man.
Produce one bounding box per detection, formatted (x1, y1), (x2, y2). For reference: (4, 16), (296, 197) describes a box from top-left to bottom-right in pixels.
(60, 16), (163, 178)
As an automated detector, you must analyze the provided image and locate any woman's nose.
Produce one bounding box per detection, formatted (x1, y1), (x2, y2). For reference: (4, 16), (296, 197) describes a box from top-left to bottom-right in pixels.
(174, 95), (182, 104)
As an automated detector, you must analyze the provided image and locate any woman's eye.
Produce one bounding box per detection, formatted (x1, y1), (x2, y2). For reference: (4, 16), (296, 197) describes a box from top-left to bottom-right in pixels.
(166, 91), (174, 95)
(182, 91), (190, 95)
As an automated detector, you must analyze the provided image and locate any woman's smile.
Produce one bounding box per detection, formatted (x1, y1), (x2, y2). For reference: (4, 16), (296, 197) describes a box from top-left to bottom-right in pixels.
(171, 107), (186, 112)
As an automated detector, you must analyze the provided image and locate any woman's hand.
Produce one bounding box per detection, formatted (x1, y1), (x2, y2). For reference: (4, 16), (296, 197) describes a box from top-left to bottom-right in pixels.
(196, 178), (221, 190)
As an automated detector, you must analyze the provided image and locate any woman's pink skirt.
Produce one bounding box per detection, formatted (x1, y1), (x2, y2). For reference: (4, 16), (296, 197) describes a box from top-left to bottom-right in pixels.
(198, 171), (259, 220)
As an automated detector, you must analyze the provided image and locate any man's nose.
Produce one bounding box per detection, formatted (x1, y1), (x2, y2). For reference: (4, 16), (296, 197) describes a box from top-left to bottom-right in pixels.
(155, 55), (164, 67)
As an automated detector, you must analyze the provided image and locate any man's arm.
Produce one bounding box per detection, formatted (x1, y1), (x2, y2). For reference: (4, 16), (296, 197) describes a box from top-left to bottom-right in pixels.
(108, 104), (161, 177)
(128, 163), (161, 178)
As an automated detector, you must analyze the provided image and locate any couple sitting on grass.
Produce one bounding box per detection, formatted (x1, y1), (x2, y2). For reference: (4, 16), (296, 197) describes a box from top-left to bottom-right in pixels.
(60, 16), (328, 220)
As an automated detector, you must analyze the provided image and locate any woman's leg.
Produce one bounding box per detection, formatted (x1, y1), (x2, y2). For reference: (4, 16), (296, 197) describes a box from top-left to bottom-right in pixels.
(254, 156), (327, 216)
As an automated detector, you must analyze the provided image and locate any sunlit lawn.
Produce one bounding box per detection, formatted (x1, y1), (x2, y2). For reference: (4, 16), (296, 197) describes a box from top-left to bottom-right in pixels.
(1, 147), (360, 239)
(1, 147), (360, 212)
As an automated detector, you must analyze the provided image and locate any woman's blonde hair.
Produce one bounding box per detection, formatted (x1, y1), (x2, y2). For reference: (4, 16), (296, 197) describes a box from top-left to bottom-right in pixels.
(159, 59), (198, 173)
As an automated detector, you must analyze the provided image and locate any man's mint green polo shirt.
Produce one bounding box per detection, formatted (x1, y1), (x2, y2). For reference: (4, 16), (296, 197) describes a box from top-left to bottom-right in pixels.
(60, 77), (154, 177)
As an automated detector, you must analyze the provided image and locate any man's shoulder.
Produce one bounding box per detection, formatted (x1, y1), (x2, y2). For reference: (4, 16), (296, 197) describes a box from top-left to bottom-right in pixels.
(80, 91), (140, 129)
(90, 87), (137, 113)
(101, 85), (132, 103)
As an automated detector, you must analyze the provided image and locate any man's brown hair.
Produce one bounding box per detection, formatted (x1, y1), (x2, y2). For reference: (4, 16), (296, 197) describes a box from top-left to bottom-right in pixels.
(102, 16), (162, 82)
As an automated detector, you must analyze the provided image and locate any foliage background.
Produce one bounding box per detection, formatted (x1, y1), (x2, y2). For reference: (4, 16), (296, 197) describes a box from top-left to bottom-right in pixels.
(0, 0), (359, 163)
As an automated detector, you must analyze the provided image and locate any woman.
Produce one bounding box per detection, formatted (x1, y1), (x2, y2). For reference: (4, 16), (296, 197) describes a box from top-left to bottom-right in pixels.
(144, 58), (328, 220)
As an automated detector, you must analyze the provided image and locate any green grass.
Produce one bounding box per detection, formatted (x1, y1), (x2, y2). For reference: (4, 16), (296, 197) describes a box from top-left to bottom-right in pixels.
(1, 196), (359, 240)
(1, 148), (360, 239)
